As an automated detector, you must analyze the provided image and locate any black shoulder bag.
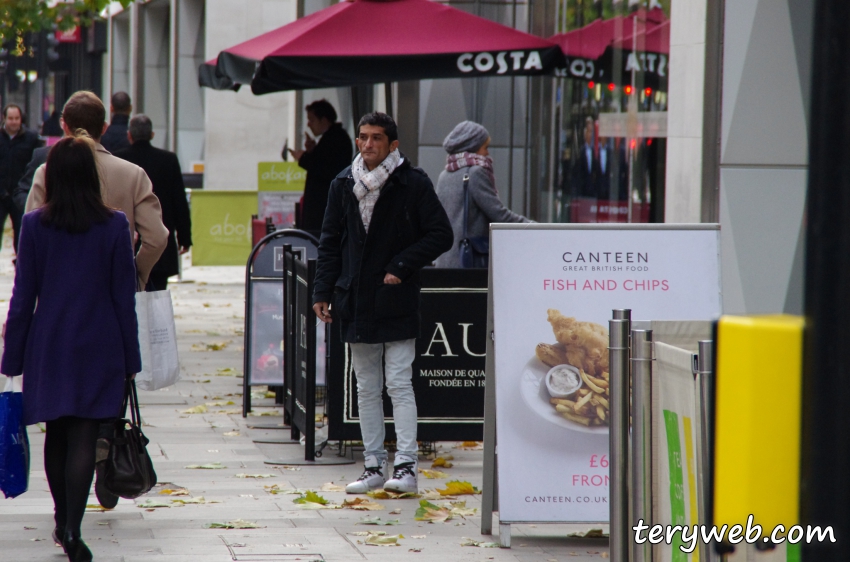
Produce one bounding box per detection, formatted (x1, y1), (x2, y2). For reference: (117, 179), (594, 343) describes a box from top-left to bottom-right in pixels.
(103, 379), (157, 499)
(458, 174), (490, 268)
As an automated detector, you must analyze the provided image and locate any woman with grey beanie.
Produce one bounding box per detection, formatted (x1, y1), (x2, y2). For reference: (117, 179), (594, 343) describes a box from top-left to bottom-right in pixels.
(434, 121), (531, 268)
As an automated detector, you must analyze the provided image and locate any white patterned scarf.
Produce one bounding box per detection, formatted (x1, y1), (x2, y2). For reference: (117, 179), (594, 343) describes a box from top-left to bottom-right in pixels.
(352, 148), (402, 231)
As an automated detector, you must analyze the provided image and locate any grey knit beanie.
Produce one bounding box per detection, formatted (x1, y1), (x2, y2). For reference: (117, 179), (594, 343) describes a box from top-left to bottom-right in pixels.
(442, 120), (490, 154)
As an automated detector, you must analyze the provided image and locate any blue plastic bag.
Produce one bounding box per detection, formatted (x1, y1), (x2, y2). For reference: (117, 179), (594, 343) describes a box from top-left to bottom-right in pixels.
(0, 376), (29, 498)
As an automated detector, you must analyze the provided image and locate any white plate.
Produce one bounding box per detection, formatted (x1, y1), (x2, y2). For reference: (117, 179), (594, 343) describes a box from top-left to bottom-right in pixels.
(520, 355), (608, 434)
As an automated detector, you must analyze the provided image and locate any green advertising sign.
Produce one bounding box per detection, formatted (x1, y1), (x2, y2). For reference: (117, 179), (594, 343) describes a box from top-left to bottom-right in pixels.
(190, 190), (258, 266)
(258, 162), (307, 192)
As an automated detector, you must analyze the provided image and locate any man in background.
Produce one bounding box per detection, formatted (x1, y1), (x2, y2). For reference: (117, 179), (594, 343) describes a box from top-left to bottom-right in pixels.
(115, 115), (192, 290)
(100, 92), (132, 153)
(286, 99), (352, 235)
(0, 104), (41, 250)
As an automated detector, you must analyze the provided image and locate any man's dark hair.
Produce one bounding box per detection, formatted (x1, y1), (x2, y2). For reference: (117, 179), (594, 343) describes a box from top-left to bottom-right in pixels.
(111, 91), (132, 114)
(357, 112), (398, 143)
(42, 134), (113, 233)
(62, 91), (106, 140)
(306, 99), (337, 123)
(3, 104), (24, 123)
(129, 114), (153, 142)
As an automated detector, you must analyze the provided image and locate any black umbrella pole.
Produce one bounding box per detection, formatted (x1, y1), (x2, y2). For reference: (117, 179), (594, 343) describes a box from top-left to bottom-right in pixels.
(801, 0), (850, 558)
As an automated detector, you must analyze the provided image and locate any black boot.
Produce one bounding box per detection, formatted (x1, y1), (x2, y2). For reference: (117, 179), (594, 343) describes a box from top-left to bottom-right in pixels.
(52, 526), (65, 551)
(62, 532), (93, 562)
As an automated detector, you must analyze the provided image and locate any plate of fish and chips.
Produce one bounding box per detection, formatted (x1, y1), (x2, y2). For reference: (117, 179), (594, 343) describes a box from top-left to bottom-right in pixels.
(520, 309), (611, 433)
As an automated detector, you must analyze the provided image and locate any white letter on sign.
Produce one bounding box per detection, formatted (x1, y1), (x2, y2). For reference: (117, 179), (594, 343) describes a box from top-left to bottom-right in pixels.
(459, 324), (486, 357)
(510, 51), (525, 70)
(457, 53), (473, 72)
(523, 51), (543, 70)
(423, 323), (458, 357)
(474, 52), (495, 72)
(496, 52), (508, 74)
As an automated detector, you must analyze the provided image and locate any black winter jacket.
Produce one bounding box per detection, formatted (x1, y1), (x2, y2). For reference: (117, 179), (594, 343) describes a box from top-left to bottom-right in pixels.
(101, 114), (131, 154)
(313, 157), (453, 344)
(298, 123), (353, 233)
(0, 128), (41, 197)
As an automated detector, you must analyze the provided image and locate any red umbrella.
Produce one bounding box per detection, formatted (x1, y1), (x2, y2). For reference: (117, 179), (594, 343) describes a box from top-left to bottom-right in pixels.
(199, 0), (563, 94)
(548, 8), (669, 84)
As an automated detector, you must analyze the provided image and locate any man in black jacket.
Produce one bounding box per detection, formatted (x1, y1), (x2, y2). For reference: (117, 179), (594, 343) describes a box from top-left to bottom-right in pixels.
(100, 92), (132, 154)
(114, 115), (191, 290)
(287, 100), (352, 235)
(313, 112), (452, 495)
(0, 104), (41, 250)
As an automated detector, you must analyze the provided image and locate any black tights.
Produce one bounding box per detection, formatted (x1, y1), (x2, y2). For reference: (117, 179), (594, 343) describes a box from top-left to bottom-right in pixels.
(44, 417), (100, 536)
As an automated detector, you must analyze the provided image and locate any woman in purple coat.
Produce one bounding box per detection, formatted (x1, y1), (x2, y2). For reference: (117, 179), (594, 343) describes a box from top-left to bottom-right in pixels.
(1, 133), (141, 562)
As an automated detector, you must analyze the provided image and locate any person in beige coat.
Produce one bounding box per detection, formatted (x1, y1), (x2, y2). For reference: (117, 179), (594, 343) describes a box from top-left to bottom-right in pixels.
(25, 91), (168, 286)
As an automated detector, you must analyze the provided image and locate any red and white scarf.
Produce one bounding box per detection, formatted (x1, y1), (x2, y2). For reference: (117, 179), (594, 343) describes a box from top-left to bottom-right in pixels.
(446, 152), (497, 194)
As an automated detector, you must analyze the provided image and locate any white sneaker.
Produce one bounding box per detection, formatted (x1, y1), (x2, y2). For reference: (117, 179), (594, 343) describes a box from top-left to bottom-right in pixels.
(345, 456), (388, 494)
(384, 457), (418, 494)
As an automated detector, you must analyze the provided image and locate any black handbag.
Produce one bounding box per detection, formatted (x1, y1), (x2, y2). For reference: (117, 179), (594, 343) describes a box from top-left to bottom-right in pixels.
(103, 380), (157, 499)
(458, 174), (490, 268)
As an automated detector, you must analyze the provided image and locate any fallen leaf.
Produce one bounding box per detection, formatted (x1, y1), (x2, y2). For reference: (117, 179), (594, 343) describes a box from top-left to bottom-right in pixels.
(431, 456), (454, 469)
(215, 367), (240, 376)
(158, 488), (190, 496)
(411, 535), (427, 539)
(30, 538), (44, 542)
(356, 517), (401, 526)
(566, 528), (608, 538)
(235, 473), (276, 479)
(23, 526), (36, 530)
(136, 500), (171, 509)
(389, 509), (402, 515)
(85, 504), (111, 512)
(205, 401), (235, 407)
(222, 430), (240, 437)
(455, 441), (484, 450)
(263, 485), (302, 495)
(215, 409), (243, 415)
(600, 554), (610, 559)
(365, 533), (403, 546)
(320, 482), (345, 492)
(409, 547), (422, 552)
(414, 500), (452, 523)
(460, 537), (500, 548)
(171, 497), (207, 505)
(421, 490), (445, 500)
(448, 501), (478, 517)
(367, 490), (421, 500)
(247, 410), (278, 417)
(276, 466), (301, 471)
(204, 519), (263, 529)
(185, 462), (226, 469)
(342, 498), (385, 511)
(436, 481), (480, 496)
(418, 469), (450, 479)
(293, 491), (329, 505)
(349, 531), (385, 536)
(182, 404), (208, 414)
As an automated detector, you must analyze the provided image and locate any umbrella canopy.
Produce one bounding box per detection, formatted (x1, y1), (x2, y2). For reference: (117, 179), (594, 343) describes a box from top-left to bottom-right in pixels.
(200, 0), (563, 94)
(550, 8), (669, 84)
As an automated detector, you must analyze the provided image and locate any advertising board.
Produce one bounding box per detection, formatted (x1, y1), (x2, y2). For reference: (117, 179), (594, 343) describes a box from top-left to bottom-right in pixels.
(491, 225), (721, 523)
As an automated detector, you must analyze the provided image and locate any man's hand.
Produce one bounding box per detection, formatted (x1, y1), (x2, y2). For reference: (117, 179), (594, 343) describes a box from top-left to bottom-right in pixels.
(179, 246), (190, 255)
(288, 148), (305, 161)
(304, 131), (316, 152)
(313, 302), (332, 323)
(384, 273), (401, 285)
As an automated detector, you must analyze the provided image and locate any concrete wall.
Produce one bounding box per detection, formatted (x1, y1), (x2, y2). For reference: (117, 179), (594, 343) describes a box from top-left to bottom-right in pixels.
(203, 0), (298, 190)
(664, 0), (707, 223)
(177, 0), (206, 170)
(719, 0), (812, 314)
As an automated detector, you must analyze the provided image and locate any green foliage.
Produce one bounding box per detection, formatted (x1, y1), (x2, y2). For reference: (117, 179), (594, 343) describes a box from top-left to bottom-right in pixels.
(0, 0), (136, 52)
(557, 0), (672, 33)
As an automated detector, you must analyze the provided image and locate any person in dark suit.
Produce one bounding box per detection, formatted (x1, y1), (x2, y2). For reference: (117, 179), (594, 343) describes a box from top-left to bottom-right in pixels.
(100, 92), (132, 154)
(596, 135), (629, 201)
(0, 104), (41, 250)
(286, 99), (353, 235)
(14, 145), (48, 212)
(114, 115), (191, 291)
(571, 116), (598, 198)
(2, 133), (141, 562)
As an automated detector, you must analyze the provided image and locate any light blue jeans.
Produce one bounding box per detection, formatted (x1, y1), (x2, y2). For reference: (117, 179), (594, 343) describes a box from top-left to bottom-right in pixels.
(349, 339), (418, 463)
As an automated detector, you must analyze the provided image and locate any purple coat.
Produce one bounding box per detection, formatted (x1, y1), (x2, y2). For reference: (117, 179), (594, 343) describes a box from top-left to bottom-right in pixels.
(1, 210), (141, 425)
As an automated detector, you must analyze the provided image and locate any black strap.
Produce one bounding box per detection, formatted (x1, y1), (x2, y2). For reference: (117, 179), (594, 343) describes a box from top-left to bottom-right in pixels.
(462, 174), (470, 241)
(121, 379), (142, 426)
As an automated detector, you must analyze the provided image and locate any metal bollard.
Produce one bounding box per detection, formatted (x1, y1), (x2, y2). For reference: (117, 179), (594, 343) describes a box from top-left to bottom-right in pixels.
(609, 310), (631, 562)
(631, 329), (653, 562)
(696, 340), (715, 562)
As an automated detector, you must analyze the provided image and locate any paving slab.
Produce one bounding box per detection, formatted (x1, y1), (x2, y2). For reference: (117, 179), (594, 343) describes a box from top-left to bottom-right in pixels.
(0, 245), (609, 561)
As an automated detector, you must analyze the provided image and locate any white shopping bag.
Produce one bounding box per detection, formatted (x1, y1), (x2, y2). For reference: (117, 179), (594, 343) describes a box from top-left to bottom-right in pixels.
(135, 290), (180, 391)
